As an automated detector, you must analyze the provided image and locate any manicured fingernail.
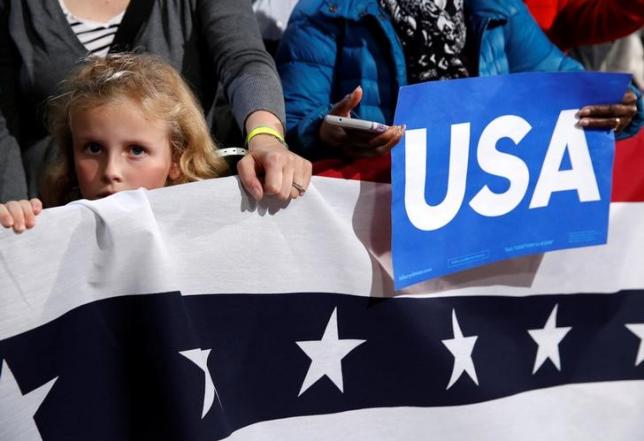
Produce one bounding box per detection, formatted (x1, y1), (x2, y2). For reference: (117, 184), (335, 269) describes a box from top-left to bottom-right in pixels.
(576, 119), (588, 127)
(576, 109), (588, 117)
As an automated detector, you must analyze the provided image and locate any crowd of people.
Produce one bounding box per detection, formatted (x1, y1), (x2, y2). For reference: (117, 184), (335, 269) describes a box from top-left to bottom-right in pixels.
(0, 0), (643, 233)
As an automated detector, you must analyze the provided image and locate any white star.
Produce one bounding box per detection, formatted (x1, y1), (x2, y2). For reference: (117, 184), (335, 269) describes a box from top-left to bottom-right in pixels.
(179, 348), (221, 418)
(0, 360), (57, 441)
(296, 307), (366, 396)
(625, 323), (644, 366)
(442, 309), (479, 389)
(527, 304), (572, 374)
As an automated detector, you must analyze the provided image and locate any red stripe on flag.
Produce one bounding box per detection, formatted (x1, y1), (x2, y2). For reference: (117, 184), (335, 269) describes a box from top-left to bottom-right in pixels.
(313, 155), (391, 183)
(612, 132), (644, 202)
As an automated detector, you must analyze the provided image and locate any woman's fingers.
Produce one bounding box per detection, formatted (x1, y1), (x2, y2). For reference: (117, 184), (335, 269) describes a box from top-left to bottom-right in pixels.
(578, 103), (637, 118)
(622, 91), (638, 105)
(577, 113), (635, 131)
(342, 124), (405, 158)
(241, 137), (312, 202)
(374, 125), (405, 154)
(285, 154), (313, 200)
(368, 124), (405, 148)
(290, 156), (313, 199)
(279, 155), (296, 201)
(578, 116), (629, 131)
(577, 91), (638, 131)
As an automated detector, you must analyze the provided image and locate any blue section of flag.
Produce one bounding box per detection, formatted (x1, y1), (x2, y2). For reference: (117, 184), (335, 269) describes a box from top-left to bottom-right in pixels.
(391, 72), (631, 288)
(1, 290), (644, 440)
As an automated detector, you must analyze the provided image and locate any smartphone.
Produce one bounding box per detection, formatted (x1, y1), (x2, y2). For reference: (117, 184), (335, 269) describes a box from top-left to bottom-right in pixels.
(324, 115), (389, 133)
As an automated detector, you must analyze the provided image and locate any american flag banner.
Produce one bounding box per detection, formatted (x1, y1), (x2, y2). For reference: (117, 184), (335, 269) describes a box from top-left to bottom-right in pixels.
(1, 169), (644, 440)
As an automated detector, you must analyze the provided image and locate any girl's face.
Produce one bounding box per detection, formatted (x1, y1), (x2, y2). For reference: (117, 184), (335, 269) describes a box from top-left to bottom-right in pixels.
(70, 98), (181, 200)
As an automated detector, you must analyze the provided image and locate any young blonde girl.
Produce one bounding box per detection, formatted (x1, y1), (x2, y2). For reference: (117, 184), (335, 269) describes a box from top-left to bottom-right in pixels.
(0, 53), (228, 233)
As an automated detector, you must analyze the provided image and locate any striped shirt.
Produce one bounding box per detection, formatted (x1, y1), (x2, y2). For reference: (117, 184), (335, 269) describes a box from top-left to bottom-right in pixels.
(58, 0), (125, 56)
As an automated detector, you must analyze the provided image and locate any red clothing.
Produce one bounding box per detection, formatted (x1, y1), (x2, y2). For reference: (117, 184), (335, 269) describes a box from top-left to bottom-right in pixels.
(523, 0), (565, 30)
(524, 0), (644, 50)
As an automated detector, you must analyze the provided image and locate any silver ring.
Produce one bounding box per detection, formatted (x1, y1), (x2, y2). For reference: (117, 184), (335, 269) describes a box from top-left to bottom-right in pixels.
(292, 182), (305, 194)
(614, 117), (621, 131)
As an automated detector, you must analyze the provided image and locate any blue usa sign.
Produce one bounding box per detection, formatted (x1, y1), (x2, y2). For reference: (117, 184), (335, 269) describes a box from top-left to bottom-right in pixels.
(392, 72), (631, 289)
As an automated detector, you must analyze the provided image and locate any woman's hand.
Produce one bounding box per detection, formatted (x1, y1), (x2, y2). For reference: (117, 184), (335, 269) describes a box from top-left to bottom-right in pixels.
(320, 86), (405, 159)
(0, 198), (43, 233)
(576, 91), (638, 132)
(238, 111), (313, 201)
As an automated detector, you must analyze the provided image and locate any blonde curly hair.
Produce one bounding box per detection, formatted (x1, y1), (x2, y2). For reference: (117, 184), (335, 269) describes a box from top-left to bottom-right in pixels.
(43, 53), (228, 206)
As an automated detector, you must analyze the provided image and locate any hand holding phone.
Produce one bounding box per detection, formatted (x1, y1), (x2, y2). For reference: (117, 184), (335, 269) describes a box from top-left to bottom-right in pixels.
(319, 86), (404, 158)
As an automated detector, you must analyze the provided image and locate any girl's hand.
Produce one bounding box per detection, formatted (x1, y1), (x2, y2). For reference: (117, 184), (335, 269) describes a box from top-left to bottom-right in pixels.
(576, 91), (638, 132)
(320, 86), (405, 158)
(0, 198), (43, 233)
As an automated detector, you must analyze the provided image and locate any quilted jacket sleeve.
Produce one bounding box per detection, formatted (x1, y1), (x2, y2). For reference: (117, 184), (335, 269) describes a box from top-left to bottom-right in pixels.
(276, 13), (339, 158)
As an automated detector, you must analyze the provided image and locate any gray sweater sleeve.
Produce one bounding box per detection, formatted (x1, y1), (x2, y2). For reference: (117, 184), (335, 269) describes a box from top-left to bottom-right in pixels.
(197, 0), (286, 130)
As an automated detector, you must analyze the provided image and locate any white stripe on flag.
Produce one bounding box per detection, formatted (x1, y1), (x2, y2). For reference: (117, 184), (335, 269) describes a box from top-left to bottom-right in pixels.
(225, 380), (644, 441)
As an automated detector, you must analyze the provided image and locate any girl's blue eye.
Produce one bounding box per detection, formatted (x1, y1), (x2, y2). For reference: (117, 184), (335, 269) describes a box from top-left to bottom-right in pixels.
(130, 146), (146, 156)
(85, 142), (102, 154)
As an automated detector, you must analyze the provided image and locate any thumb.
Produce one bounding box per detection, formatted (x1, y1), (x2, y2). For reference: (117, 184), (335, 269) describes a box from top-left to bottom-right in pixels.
(330, 86), (363, 117)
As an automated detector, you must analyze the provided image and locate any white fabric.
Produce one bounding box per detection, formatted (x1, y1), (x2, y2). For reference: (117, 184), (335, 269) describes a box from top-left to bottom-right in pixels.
(1, 176), (643, 340)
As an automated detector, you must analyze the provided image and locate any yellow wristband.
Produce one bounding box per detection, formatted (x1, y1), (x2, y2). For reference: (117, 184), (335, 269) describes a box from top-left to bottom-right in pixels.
(245, 125), (286, 147)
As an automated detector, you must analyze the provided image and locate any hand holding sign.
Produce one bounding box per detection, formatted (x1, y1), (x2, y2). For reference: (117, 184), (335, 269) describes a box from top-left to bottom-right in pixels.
(576, 91), (638, 132)
(319, 86), (405, 159)
(391, 72), (631, 289)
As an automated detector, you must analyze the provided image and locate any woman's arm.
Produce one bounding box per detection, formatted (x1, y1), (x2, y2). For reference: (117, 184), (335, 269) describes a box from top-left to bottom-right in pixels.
(197, 0), (311, 201)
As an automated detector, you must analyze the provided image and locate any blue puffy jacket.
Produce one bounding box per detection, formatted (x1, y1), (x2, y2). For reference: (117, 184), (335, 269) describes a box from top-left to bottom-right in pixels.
(277, 0), (643, 158)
